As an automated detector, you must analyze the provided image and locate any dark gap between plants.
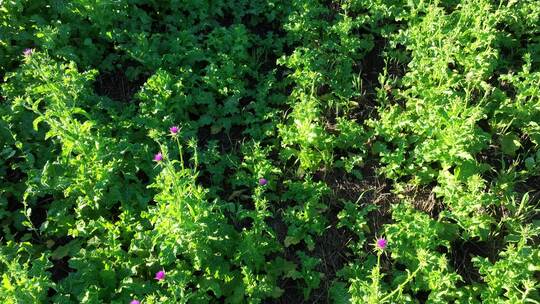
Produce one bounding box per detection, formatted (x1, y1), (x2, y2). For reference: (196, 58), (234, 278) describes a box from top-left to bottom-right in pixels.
(450, 238), (501, 285)
(94, 66), (148, 104)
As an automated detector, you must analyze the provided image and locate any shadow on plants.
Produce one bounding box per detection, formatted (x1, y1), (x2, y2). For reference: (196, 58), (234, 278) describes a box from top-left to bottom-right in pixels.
(27, 195), (53, 232)
(450, 238), (500, 285)
(94, 65), (148, 104)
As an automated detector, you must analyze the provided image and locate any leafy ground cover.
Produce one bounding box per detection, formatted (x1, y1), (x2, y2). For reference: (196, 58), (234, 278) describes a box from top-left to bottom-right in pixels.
(1, 0), (539, 303)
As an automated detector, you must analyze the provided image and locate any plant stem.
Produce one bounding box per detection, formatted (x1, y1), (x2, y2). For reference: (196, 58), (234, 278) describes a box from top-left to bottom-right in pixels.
(175, 136), (185, 171)
(379, 264), (422, 303)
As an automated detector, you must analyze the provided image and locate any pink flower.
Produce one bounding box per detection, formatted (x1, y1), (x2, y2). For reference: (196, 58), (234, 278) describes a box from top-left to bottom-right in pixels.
(169, 126), (179, 135)
(155, 270), (165, 281)
(23, 48), (33, 57)
(258, 178), (268, 186)
(130, 300), (140, 304)
(376, 238), (388, 250)
(154, 152), (163, 162)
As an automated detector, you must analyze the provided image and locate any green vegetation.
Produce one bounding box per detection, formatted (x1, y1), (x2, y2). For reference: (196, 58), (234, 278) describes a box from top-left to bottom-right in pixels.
(1, 0), (539, 303)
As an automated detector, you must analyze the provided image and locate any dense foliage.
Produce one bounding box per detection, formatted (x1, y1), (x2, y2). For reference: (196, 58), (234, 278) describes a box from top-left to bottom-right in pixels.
(1, 0), (539, 303)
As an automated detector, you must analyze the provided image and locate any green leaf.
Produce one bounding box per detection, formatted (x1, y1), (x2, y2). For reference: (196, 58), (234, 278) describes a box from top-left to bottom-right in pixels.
(51, 244), (71, 260)
(284, 236), (300, 247)
(33, 116), (45, 131)
(500, 133), (521, 156)
(329, 282), (350, 304)
(51, 240), (81, 260)
(524, 157), (535, 170)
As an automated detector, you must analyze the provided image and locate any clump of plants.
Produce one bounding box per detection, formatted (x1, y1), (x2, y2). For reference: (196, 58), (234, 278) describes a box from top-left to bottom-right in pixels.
(1, 0), (538, 303)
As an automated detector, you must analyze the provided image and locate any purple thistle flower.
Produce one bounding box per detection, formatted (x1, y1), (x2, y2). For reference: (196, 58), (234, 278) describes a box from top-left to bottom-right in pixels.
(130, 300), (140, 304)
(154, 152), (163, 162)
(23, 48), (33, 57)
(376, 238), (388, 250)
(169, 125), (179, 135)
(155, 270), (165, 281)
(258, 178), (268, 186)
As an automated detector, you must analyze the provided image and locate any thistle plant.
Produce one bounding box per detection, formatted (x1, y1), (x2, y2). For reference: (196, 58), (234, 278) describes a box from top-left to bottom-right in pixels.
(1, 0), (539, 303)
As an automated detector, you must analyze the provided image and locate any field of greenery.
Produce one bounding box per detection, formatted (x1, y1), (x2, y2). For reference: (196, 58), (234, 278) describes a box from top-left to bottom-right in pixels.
(1, 0), (539, 303)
